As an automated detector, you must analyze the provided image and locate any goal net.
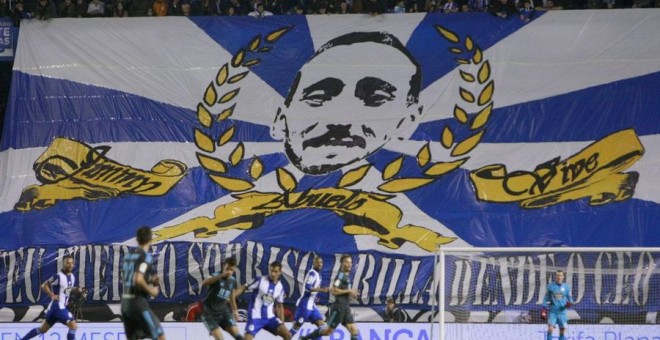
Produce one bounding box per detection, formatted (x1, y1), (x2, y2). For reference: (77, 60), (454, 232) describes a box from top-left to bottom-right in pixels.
(434, 247), (660, 340)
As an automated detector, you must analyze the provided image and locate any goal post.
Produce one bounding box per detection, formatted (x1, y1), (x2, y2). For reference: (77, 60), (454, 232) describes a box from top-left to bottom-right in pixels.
(435, 247), (660, 340)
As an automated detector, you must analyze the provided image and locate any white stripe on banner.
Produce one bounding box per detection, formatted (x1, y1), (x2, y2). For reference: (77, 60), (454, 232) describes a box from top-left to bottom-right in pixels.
(13, 18), (281, 126)
(421, 9), (660, 122)
(1, 134), (658, 215)
(305, 13), (427, 52)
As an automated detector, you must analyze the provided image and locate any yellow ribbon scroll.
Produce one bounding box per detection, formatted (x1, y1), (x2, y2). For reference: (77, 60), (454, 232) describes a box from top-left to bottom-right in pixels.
(469, 129), (644, 209)
(15, 137), (187, 211)
(154, 188), (455, 252)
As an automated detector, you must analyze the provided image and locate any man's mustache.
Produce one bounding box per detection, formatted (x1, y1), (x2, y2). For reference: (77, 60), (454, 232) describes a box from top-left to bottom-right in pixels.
(302, 124), (367, 150)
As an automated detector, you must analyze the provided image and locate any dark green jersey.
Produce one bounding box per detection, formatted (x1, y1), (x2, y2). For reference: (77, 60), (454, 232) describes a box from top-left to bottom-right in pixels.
(204, 272), (237, 312)
(121, 247), (153, 299)
(333, 271), (352, 306)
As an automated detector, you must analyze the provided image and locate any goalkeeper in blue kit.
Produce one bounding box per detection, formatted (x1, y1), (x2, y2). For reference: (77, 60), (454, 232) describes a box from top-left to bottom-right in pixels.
(542, 270), (574, 340)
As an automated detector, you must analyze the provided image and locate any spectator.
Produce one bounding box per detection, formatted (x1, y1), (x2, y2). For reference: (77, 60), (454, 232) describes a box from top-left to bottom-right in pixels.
(87, 0), (106, 16)
(128, 0), (153, 16)
(351, 0), (363, 11)
(441, 0), (458, 12)
(0, 0), (10, 17)
(317, 2), (328, 12)
(265, 0), (286, 13)
(383, 298), (406, 323)
(12, 1), (33, 26)
(489, 0), (516, 17)
(393, 0), (405, 11)
(460, 2), (471, 10)
(227, 0), (249, 15)
(58, 0), (78, 17)
(35, 0), (57, 19)
(198, 0), (219, 15)
(74, 0), (88, 16)
(632, 0), (652, 7)
(468, 0), (486, 10)
(537, 0), (562, 9)
(325, 0), (339, 12)
(363, 0), (386, 14)
(181, 0), (192, 14)
(113, 1), (130, 15)
(248, 2), (272, 16)
(407, 0), (420, 11)
(152, 0), (169, 15)
(169, 0), (184, 14)
(337, 0), (351, 12)
(519, 0), (534, 21)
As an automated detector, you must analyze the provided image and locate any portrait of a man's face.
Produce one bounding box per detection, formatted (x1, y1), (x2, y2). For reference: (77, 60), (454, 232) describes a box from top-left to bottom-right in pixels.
(273, 32), (423, 175)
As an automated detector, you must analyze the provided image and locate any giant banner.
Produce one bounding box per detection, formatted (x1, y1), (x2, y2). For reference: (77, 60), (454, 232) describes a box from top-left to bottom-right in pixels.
(1, 11), (660, 322)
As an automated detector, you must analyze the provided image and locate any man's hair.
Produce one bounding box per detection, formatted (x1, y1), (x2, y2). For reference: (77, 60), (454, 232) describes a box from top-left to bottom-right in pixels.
(225, 257), (237, 267)
(62, 254), (73, 262)
(136, 226), (152, 245)
(556, 269), (565, 275)
(270, 261), (282, 270)
(387, 298), (396, 304)
(340, 254), (352, 264)
(285, 31), (422, 108)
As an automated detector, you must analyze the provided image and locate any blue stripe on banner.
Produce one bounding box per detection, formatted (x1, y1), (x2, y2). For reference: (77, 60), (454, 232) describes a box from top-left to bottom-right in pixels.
(2, 147), (658, 250)
(0, 72), (276, 151)
(409, 12), (534, 90)
(231, 208), (357, 253)
(189, 16), (314, 98)
(412, 70), (660, 143)
(193, 13), (527, 97)
(0, 152), (286, 248)
(366, 149), (660, 247)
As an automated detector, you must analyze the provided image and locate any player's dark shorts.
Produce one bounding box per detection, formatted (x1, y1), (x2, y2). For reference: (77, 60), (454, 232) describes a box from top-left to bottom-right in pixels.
(45, 306), (75, 326)
(202, 305), (237, 333)
(327, 304), (354, 328)
(121, 297), (164, 340)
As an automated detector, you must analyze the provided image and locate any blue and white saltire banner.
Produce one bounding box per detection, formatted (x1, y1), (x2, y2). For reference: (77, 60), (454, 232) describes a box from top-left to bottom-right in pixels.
(1, 11), (659, 321)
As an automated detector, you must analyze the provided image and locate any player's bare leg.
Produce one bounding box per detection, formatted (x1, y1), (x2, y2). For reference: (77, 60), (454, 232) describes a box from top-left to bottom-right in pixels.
(212, 325), (243, 340)
(346, 323), (360, 339)
(210, 327), (224, 340)
(65, 320), (78, 340)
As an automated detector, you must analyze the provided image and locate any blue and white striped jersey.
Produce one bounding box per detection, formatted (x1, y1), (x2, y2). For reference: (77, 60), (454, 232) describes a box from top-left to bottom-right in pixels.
(246, 276), (285, 320)
(47, 272), (75, 310)
(296, 268), (321, 310)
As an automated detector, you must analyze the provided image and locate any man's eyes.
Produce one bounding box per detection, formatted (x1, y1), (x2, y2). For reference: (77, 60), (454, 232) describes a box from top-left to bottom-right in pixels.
(355, 77), (397, 107)
(300, 77), (345, 107)
(363, 90), (396, 107)
(301, 91), (333, 107)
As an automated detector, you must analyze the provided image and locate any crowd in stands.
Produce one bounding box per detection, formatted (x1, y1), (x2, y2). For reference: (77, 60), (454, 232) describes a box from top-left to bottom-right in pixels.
(0, 0), (657, 26)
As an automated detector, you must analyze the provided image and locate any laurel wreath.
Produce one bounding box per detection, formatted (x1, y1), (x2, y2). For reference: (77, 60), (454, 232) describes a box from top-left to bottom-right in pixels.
(193, 25), (493, 195)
